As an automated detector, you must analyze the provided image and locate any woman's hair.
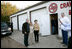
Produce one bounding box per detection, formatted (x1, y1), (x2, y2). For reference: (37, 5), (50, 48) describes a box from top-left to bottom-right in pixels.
(34, 20), (37, 22)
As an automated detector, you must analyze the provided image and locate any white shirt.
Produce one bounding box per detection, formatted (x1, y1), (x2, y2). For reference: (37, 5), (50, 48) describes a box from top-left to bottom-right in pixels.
(60, 16), (71, 37)
(60, 16), (71, 30)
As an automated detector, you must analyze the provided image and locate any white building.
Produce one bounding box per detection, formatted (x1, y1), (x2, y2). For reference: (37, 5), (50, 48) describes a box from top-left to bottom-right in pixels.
(10, 1), (71, 37)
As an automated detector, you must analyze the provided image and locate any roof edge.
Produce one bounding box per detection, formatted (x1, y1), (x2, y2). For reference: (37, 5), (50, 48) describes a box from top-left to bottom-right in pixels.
(10, 1), (49, 16)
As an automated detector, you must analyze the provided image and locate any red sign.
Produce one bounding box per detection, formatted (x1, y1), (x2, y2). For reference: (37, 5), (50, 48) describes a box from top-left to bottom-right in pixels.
(49, 3), (57, 13)
(60, 1), (71, 9)
(69, 10), (71, 15)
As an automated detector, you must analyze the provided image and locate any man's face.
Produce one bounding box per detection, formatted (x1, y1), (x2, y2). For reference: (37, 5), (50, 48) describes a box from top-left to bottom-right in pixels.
(26, 19), (29, 23)
(61, 13), (64, 18)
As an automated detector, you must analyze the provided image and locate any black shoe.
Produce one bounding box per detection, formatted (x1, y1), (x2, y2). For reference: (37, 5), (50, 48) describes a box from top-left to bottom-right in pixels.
(25, 44), (29, 47)
(28, 44), (29, 46)
(63, 44), (67, 47)
(61, 42), (64, 44)
(25, 45), (28, 47)
(36, 42), (39, 43)
(35, 41), (39, 43)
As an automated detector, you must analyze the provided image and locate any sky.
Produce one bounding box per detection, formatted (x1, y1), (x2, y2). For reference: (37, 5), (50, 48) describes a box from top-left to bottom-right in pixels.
(1, 1), (42, 9)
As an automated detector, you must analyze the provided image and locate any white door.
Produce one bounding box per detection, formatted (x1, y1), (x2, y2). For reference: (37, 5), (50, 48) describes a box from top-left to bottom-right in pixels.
(12, 16), (17, 30)
(18, 13), (28, 30)
(31, 8), (50, 36)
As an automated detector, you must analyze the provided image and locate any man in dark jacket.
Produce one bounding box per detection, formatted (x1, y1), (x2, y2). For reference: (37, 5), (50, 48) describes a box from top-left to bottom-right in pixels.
(22, 19), (30, 47)
(51, 17), (56, 34)
(10, 22), (13, 32)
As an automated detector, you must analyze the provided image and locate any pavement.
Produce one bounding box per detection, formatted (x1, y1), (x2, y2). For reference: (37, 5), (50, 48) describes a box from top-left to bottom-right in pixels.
(1, 37), (26, 48)
(8, 30), (67, 48)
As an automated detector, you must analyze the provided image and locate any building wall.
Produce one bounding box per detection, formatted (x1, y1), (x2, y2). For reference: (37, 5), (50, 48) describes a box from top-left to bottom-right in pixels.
(10, 1), (71, 37)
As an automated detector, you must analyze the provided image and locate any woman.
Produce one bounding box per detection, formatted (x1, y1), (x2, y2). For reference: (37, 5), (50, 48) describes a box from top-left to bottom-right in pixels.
(34, 20), (40, 43)
(29, 22), (34, 45)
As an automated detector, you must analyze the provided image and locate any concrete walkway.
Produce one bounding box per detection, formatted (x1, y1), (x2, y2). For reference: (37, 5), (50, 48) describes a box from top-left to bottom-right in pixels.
(9, 30), (67, 48)
(1, 37), (25, 48)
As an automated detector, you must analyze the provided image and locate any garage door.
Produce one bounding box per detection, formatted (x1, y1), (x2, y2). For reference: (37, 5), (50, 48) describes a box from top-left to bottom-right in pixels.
(31, 8), (50, 36)
(18, 13), (28, 30)
(12, 16), (17, 30)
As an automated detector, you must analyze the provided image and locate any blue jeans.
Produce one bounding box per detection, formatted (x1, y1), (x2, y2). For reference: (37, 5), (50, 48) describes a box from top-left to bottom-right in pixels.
(52, 26), (55, 34)
(62, 30), (68, 45)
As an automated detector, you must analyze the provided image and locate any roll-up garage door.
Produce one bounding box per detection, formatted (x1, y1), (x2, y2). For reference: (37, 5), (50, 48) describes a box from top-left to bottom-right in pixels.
(18, 13), (28, 30)
(31, 8), (50, 36)
(12, 16), (17, 30)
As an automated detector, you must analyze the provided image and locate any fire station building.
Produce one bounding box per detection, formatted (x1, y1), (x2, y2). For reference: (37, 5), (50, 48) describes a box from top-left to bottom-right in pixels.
(10, 1), (71, 37)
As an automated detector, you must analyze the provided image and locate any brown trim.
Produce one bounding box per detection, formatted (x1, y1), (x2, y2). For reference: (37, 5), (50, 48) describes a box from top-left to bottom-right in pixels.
(17, 12), (27, 16)
(17, 15), (19, 30)
(50, 13), (58, 35)
(30, 11), (31, 23)
(10, 1), (49, 16)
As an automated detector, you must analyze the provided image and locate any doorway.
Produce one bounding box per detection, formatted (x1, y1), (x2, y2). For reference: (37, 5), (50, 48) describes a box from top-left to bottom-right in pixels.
(50, 13), (58, 35)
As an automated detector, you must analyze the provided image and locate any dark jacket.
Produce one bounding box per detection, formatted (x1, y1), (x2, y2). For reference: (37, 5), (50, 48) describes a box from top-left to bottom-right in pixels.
(22, 22), (30, 34)
(10, 22), (13, 32)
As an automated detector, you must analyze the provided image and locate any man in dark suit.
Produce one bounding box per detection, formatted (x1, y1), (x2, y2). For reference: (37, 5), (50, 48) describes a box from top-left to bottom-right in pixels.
(22, 19), (30, 47)
(51, 17), (56, 34)
(10, 22), (13, 32)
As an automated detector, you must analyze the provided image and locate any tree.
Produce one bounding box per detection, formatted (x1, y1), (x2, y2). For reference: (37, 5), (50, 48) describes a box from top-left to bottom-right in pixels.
(1, 1), (19, 22)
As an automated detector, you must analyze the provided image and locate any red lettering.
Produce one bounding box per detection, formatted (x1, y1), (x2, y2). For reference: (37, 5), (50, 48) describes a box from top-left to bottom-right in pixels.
(67, 2), (69, 7)
(60, 1), (71, 9)
(69, 10), (71, 15)
(60, 4), (63, 9)
(63, 3), (66, 8)
(69, 1), (71, 7)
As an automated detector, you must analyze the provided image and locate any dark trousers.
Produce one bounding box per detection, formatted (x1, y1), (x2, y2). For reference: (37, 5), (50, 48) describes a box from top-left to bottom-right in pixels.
(34, 30), (39, 42)
(52, 26), (55, 34)
(62, 30), (68, 45)
(11, 27), (13, 32)
(55, 26), (58, 34)
(24, 33), (29, 46)
(68, 37), (71, 48)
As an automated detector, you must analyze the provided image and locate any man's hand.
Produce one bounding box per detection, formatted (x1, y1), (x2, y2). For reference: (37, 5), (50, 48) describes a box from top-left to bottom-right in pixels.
(25, 32), (26, 34)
